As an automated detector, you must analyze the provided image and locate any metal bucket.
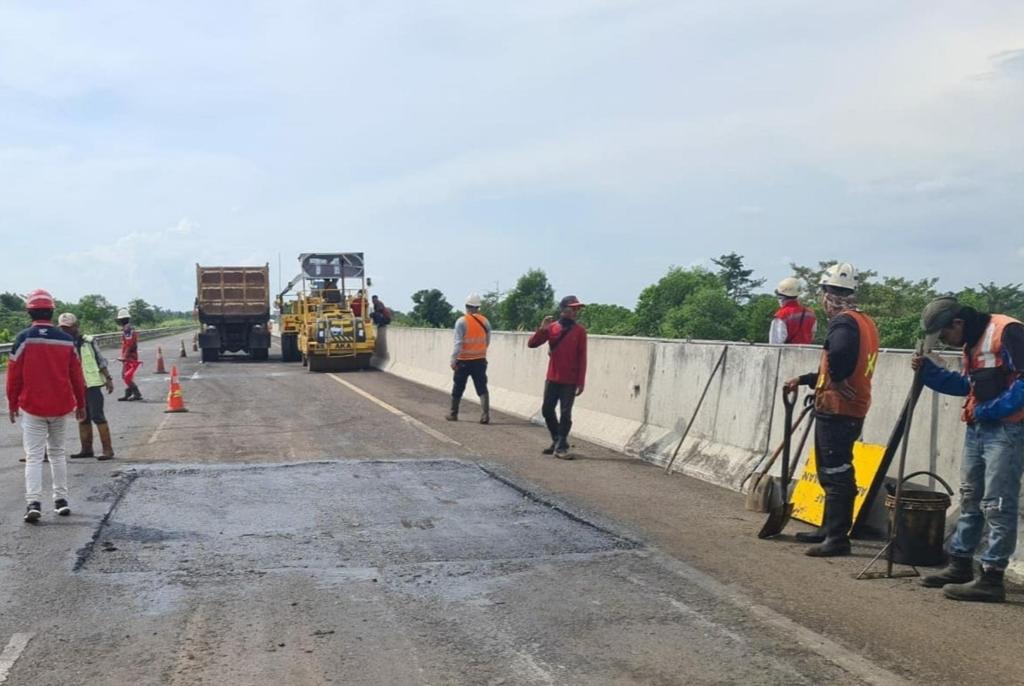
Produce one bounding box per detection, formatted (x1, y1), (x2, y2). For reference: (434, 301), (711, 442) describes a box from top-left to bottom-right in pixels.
(885, 472), (953, 567)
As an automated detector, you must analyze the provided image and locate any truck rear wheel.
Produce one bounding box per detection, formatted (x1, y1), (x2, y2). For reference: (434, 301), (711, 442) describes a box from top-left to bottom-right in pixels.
(280, 334), (300, 362)
(201, 348), (219, 363)
(251, 348), (269, 361)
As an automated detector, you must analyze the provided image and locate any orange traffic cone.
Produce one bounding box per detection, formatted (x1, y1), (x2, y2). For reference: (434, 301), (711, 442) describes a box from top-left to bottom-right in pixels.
(179, 339), (187, 358)
(155, 347), (168, 374)
(164, 366), (189, 413)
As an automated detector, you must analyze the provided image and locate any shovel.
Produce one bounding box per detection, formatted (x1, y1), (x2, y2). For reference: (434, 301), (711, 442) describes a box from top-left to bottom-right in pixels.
(758, 386), (798, 539)
(749, 401), (811, 513)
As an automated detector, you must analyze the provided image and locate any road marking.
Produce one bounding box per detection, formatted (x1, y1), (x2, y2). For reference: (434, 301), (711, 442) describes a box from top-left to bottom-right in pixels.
(147, 413), (172, 445)
(327, 374), (461, 446)
(0, 633), (33, 683)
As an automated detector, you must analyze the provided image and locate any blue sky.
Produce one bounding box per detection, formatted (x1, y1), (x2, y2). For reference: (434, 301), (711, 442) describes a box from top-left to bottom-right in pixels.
(1, 1), (1022, 312)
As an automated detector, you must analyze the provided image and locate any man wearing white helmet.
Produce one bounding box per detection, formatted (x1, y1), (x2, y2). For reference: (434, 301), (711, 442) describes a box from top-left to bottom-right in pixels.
(116, 307), (142, 401)
(769, 277), (817, 345)
(785, 263), (879, 557)
(446, 293), (492, 424)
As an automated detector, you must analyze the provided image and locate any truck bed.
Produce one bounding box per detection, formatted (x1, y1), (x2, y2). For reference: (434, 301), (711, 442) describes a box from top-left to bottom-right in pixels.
(196, 265), (270, 319)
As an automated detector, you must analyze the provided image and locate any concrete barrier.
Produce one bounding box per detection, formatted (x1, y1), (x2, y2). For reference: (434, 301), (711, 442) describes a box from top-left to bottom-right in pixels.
(374, 325), (1024, 578)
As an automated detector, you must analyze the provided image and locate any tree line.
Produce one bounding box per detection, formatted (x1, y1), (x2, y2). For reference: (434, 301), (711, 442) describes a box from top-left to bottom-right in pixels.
(391, 253), (1024, 349)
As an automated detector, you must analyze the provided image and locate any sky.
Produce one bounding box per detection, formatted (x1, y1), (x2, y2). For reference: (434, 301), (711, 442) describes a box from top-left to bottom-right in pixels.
(1, 1), (1022, 312)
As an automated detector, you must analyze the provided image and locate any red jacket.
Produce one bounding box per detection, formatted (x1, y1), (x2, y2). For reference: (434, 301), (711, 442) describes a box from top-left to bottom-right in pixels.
(528, 321), (587, 386)
(774, 300), (816, 344)
(6, 322), (86, 417)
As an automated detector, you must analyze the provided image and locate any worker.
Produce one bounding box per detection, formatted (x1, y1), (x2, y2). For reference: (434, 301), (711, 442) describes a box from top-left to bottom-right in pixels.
(371, 295), (392, 327)
(784, 264), (879, 556)
(912, 296), (1024, 603)
(528, 295), (588, 459)
(116, 308), (143, 401)
(351, 290), (368, 317)
(58, 313), (116, 460)
(5, 289), (86, 522)
(446, 293), (491, 424)
(770, 277), (817, 344)
(322, 279), (342, 304)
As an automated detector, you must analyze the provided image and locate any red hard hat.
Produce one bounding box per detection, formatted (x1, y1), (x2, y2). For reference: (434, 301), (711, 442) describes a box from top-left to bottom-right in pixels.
(25, 289), (55, 310)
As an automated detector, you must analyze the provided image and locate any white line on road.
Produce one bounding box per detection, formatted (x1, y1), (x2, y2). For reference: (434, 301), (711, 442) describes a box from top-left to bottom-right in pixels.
(328, 374), (461, 446)
(0, 633), (33, 683)
(147, 412), (173, 446)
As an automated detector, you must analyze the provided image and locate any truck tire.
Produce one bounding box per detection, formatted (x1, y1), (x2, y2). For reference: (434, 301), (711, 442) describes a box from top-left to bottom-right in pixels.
(201, 348), (219, 363)
(280, 334), (300, 362)
(251, 348), (269, 361)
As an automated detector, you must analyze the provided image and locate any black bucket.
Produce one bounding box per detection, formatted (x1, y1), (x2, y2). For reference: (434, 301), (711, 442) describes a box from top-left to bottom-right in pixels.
(885, 478), (952, 567)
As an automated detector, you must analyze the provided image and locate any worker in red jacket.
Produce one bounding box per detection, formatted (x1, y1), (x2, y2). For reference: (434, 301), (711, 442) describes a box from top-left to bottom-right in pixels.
(6, 289), (86, 522)
(528, 295), (588, 459)
(116, 307), (142, 401)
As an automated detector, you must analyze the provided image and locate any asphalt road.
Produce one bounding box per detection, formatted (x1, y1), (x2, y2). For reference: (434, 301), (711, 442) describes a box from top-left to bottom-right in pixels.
(0, 333), (1020, 685)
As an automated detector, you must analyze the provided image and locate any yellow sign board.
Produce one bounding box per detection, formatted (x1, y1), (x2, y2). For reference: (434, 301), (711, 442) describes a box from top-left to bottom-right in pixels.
(790, 441), (888, 527)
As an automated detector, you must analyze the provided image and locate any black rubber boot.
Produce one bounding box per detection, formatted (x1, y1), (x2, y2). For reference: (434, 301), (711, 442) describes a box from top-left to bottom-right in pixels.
(479, 393), (490, 425)
(130, 383), (143, 401)
(920, 555), (974, 588)
(117, 388), (132, 402)
(795, 527), (826, 544)
(804, 537), (851, 557)
(944, 568), (1005, 603)
(445, 397), (459, 421)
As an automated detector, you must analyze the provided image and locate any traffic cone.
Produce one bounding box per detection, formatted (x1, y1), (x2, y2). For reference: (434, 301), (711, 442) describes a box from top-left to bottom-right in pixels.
(179, 339), (187, 358)
(164, 366), (189, 413)
(155, 347), (168, 374)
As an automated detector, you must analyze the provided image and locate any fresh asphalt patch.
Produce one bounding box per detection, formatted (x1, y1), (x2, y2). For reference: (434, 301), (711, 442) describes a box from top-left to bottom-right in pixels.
(61, 459), (899, 684)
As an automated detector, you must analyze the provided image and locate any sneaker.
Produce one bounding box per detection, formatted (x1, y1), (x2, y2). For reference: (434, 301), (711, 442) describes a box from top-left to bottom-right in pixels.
(54, 499), (71, 516)
(542, 440), (558, 455)
(24, 502), (42, 523)
(553, 441), (573, 460)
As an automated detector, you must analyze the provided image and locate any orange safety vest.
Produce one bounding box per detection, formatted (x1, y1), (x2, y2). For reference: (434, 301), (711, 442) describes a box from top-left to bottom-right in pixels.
(458, 314), (489, 361)
(963, 314), (1024, 424)
(815, 310), (879, 418)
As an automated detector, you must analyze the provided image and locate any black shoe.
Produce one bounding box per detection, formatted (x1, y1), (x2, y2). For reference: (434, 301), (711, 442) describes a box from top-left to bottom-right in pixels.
(944, 568), (1005, 603)
(805, 537), (851, 557)
(24, 502), (42, 523)
(920, 555), (974, 588)
(553, 438), (572, 460)
(795, 528), (826, 544)
(117, 389), (133, 402)
(54, 499), (71, 516)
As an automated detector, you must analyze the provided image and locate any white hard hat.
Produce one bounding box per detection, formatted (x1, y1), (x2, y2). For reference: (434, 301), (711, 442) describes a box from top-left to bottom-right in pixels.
(57, 312), (77, 327)
(819, 263), (858, 291)
(465, 293), (482, 307)
(775, 277), (800, 298)
(117, 308), (131, 320)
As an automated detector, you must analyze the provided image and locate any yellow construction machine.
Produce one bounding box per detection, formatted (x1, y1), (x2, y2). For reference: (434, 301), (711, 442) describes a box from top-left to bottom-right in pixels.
(276, 253), (376, 371)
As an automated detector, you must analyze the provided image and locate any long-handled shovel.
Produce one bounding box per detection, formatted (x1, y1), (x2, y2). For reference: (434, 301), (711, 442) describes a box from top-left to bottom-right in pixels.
(745, 400), (814, 512)
(758, 386), (798, 538)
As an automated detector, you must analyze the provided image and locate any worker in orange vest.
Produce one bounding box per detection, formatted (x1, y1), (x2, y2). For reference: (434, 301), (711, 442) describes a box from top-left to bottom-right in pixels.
(446, 293), (492, 424)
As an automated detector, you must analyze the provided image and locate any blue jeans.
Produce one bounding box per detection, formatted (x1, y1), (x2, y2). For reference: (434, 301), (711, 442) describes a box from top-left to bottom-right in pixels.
(949, 422), (1024, 570)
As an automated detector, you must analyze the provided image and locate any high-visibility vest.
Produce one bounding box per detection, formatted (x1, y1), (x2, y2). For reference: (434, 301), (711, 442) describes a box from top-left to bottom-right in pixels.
(963, 314), (1024, 424)
(774, 300), (816, 344)
(815, 310), (879, 418)
(458, 314), (489, 361)
(80, 336), (105, 389)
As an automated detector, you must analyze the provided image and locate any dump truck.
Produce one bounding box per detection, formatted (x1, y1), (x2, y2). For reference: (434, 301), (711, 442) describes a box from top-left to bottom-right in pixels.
(195, 264), (271, 362)
(276, 252), (375, 371)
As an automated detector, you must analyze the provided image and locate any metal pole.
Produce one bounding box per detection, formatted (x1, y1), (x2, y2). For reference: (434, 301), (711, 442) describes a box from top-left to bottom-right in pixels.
(664, 346), (728, 474)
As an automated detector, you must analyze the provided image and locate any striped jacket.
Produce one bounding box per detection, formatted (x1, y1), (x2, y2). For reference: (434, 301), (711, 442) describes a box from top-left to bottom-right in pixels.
(5, 322), (86, 417)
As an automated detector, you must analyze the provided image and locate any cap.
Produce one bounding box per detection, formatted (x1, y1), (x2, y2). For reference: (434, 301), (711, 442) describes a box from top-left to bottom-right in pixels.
(25, 289), (55, 310)
(57, 312), (78, 327)
(921, 296), (961, 335)
(559, 295), (585, 309)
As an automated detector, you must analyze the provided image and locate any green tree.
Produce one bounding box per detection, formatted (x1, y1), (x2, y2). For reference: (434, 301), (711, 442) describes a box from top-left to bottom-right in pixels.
(661, 286), (739, 340)
(128, 298), (157, 328)
(712, 252), (765, 303)
(957, 282), (1024, 320)
(479, 289), (505, 330)
(499, 269), (555, 331)
(410, 289), (457, 328)
(739, 294), (780, 343)
(578, 303), (637, 336)
(74, 294), (118, 334)
(634, 267), (721, 336)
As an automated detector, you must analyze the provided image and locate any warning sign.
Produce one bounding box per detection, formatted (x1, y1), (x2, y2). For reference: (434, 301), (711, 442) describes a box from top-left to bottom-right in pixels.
(790, 441), (888, 527)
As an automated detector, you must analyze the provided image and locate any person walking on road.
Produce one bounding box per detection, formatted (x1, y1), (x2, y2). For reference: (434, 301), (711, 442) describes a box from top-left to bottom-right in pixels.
(912, 296), (1024, 603)
(5, 290), (86, 522)
(446, 293), (492, 424)
(528, 295), (588, 459)
(116, 307), (143, 401)
(770, 277), (817, 344)
(784, 264), (878, 556)
(58, 313), (116, 460)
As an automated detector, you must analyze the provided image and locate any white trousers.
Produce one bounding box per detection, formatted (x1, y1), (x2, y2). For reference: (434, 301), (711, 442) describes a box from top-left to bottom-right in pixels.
(21, 411), (70, 503)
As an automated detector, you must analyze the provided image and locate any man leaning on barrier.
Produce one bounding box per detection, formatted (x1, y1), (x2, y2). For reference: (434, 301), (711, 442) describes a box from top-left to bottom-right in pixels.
(912, 296), (1024, 603)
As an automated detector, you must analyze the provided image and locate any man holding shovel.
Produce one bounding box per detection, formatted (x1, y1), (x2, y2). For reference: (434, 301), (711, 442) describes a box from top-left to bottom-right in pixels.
(911, 296), (1024, 603)
(784, 263), (879, 557)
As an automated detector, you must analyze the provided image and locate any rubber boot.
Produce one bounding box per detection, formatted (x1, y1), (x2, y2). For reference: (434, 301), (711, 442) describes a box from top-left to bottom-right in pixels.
(920, 555), (973, 588)
(479, 394), (490, 425)
(130, 383), (143, 401)
(96, 422), (115, 460)
(117, 387), (133, 402)
(70, 422), (94, 458)
(795, 527), (826, 544)
(804, 537), (851, 557)
(445, 397), (459, 421)
(944, 567), (1005, 603)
